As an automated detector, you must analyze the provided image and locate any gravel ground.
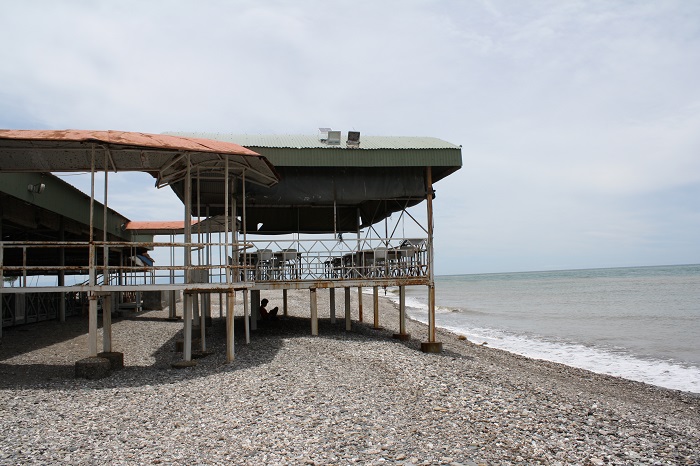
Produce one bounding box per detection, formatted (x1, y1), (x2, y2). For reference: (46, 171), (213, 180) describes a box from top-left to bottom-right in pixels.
(0, 288), (698, 465)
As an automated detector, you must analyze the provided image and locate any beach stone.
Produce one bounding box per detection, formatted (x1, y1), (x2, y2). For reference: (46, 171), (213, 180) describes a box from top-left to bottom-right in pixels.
(0, 288), (698, 466)
(74, 356), (111, 379)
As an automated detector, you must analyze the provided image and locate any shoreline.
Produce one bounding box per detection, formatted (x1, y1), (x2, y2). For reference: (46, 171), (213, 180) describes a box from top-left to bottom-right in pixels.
(0, 288), (698, 464)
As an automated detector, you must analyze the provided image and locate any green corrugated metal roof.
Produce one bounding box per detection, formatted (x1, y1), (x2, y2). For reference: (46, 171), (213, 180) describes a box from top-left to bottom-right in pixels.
(167, 132), (461, 150)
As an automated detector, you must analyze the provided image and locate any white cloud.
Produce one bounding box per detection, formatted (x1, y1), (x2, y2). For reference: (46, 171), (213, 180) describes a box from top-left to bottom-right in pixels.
(2, 0), (699, 273)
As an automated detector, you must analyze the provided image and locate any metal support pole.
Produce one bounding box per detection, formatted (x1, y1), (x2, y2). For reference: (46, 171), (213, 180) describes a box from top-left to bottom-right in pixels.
(329, 288), (336, 324)
(182, 155), (194, 363)
(58, 217), (65, 322)
(103, 154), (109, 286)
(421, 166), (441, 353)
(373, 286), (380, 329)
(199, 293), (206, 352)
(87, 145), (98, 357)
(310, 288), (318, 336)
(344, 287), (351, 331)
(251, 289), (259, 331)
(392, 285), (410, 340)
(243, 289), (250, 344)
(102, 294), (112, 352)
(283, 289), (288, 317)
(226, 290), (235, 362)
(400, 286), (406, 335)
(358, 286), (363, 322)
(88, 294), (98, 357)
(183, 293), (192, 361)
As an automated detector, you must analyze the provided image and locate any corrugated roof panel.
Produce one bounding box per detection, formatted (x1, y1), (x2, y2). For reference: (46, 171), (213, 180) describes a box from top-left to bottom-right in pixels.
(167, 132), (460, 150)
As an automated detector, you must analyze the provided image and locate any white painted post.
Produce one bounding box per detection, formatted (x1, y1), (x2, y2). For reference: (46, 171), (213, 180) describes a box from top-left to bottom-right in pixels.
(344, 287), (351, 331)
(399, 285), (406, 335)
(373, 286), (380, 329)
(226, 290), (235, 362)
(243, 289), (250, 344)
(102, 294), (112, 353)
(88, 294), (98, 357)
(199, 293), (206, 352)
(310, 288), (318, 336)
(183, 293), (192, 361)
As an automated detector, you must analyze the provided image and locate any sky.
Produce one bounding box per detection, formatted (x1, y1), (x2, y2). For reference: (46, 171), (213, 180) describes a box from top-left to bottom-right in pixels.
(1, 0), (699, 275)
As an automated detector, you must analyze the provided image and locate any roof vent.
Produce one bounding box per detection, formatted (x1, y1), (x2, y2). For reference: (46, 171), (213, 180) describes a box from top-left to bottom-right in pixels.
(326, 130), (341, 145)
(318, 127), (332, 142)
(346, 131), (360, 149)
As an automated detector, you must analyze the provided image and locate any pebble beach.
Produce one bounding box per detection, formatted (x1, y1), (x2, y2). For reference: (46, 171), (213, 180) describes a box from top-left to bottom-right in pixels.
(0, 289), (698, 465)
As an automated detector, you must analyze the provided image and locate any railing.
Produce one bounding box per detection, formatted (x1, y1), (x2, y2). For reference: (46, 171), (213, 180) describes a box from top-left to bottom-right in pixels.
(0, 236), (429, 290)
(233, 238), (428, 283)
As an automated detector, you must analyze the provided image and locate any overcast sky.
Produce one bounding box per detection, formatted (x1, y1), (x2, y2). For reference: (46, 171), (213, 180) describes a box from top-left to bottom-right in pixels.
(2, 1), (699, 274)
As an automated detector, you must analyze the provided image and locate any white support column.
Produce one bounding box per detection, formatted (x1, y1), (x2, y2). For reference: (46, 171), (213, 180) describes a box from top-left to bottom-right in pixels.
(169, 233), (176, 319)
(329, 288), (336, 324)
(226, 290), (235, 362)
(344, 287), (351, 331)
(400, 286), (406, 335)
(310, 288), (318, 336)
(373, 286), (380, 329)
(199, 293), (206, 352)
(392, 285), (410, 340)
(88, 294), (98, 357)
(421, 166), (442, 353)
(177, 155), (196, 366)
(102, 294), (112, 353)
(183, 293), (192, 361)
(243, 289), (250, 344)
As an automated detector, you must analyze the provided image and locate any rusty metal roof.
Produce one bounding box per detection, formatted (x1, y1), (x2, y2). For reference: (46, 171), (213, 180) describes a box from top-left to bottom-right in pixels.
(0, 129), (279, 188)
(125, 216), (238, 235)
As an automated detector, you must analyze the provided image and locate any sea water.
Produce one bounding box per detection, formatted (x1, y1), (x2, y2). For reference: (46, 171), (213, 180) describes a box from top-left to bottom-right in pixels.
(384, 264), (700, 394)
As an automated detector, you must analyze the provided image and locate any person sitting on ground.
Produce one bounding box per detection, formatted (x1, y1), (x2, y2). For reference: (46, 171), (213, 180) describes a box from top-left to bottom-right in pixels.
(259, 298), (279, 320)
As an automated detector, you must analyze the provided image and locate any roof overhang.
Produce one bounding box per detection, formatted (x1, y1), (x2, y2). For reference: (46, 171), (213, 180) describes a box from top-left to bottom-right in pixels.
(0, 129), (280, 188)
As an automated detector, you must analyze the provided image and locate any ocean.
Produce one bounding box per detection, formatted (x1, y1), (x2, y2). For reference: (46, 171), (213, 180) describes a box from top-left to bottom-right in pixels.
(384, 264), (700, 394)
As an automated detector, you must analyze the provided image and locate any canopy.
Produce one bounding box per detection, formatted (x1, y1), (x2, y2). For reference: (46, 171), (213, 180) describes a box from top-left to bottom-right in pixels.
(0, 129), (279, 188)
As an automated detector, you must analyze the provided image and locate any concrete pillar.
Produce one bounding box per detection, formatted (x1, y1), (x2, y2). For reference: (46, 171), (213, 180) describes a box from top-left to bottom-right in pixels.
(310, 288), (318, 336)
(329, 288), (336, 324)
(344, 287), (351, 331)
(226, 290), (235, 362)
